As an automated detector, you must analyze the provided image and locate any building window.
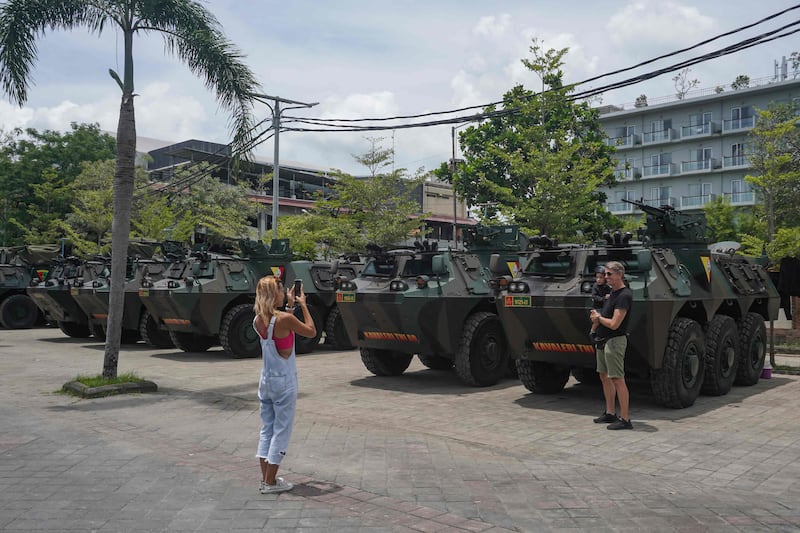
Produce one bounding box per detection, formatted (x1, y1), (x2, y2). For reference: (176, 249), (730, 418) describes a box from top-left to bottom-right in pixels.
(648, 186), (672, 207)
(727, 143), (748, 167)
(644, 153), (672, 177)
(730, 180), (753, 204)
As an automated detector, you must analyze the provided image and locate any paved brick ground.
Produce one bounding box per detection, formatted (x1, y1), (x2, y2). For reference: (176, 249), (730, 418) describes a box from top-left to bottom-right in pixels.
(1, 327), (799, 531)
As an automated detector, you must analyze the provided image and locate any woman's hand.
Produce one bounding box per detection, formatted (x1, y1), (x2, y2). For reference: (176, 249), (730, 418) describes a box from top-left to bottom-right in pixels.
(294, 285), (307, 307)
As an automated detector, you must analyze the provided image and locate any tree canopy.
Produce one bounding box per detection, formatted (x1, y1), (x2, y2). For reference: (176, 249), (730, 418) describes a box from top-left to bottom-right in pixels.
(434, 41), (617, 243)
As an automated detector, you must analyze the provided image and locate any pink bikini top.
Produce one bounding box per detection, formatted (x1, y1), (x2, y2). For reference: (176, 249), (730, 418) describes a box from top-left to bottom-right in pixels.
(254, 315), (294, 351)
(273, 330), (294, 351)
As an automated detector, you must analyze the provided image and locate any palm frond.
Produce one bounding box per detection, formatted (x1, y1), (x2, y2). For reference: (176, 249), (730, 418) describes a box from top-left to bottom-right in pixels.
(0, 0), (112, 104)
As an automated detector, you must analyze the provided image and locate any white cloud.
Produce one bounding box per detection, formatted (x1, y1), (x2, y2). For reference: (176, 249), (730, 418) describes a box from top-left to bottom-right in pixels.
(607, 1), (715, 50)
(473, 14), (512, 40)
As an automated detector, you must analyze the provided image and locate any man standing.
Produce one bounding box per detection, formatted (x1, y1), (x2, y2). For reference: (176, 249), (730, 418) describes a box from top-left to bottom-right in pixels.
(589, 261), (633, 430)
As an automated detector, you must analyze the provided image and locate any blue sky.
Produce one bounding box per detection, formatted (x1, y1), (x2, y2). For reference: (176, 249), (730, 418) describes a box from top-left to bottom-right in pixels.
(1, 0), (797, 174)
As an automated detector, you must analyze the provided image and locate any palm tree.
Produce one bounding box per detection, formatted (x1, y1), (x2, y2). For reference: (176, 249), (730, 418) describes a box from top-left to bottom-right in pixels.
(0, 1), (261, 377)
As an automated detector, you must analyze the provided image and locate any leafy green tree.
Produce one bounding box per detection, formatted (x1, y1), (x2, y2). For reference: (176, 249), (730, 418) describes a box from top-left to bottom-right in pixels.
(731, 74), (750, 91)
(0, 0), (260, 378)
(437, 41), (617, 242)
(742, 102), (800, 257)
(352, 136), (394, 177)
(0, 123), (115, 246)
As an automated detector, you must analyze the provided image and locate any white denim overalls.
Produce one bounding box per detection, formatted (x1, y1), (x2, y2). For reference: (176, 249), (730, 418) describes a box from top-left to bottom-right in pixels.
(254, 315), (298, 465)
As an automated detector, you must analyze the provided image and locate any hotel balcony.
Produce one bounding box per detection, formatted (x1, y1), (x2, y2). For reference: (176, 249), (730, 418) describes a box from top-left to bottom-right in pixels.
(680, 158), (720, 174)
(614, 166), (641, 181)
(606, 133), (640, 149)
(680, 193), (717, 209)
(722, 116), (755, 132)
(642, 197), (677, 209)
(642, 163), (674, 178)
(680, 121), (719, 138)
(642, 128), (677, 145)
(607, 201), (635, 214)
(723, 191), (755, 206)
(723, 154), (750, 168)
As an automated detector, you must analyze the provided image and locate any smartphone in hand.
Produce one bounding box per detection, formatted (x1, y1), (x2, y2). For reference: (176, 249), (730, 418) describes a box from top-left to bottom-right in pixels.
(293, 279), (303, 295)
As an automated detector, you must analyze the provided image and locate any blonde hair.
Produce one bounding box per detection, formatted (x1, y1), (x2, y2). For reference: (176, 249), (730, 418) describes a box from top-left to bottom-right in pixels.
(254, 276), (284, 326)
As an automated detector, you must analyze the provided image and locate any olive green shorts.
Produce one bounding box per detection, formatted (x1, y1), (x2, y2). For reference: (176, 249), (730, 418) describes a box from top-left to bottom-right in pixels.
(596, 335), (627, 378)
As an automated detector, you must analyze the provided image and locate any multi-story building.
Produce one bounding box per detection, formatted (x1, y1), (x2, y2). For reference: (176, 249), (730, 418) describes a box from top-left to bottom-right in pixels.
(140, 138), (472, 242)
(597, 74), (800, 217)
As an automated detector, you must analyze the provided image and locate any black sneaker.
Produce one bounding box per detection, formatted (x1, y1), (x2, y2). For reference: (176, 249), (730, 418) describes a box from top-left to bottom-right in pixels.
(593, 412), (617, 424)
(607, 417), (633, 430)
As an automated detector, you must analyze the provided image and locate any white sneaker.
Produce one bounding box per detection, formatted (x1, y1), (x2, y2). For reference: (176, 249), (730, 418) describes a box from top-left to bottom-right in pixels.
(259, 477), (293, 494)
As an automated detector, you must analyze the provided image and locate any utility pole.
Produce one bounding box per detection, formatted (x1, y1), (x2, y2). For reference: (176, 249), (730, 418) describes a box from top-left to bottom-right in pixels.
(252, 94), (318, 238)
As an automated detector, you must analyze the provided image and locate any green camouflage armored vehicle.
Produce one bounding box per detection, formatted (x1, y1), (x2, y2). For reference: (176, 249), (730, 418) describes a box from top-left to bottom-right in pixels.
(139, 239), (292, 356)
(71, 241), (178, 346)
(27, 255), (110, 338)
(284, 255), (365, 353)
(0, 244), (60, 329)
(335, 225), (527, 386)
(492, 200), (779, 408)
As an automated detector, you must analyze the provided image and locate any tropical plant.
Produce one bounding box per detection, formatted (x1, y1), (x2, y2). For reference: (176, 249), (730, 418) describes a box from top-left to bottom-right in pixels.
(731, 75), (750, 91)
(673, 68), (699, 100)
(0, 1), (260, 377)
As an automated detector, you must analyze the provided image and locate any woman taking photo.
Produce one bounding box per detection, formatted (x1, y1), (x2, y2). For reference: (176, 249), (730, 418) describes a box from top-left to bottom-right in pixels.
(253, 276), (316, 494)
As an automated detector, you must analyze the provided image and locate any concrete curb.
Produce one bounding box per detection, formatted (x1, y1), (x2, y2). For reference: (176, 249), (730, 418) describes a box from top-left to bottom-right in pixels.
(62, 379), (158, 398)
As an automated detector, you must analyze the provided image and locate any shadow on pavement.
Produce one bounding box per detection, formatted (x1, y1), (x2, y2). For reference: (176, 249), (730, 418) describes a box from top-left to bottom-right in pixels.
(350, 368), (521, 395)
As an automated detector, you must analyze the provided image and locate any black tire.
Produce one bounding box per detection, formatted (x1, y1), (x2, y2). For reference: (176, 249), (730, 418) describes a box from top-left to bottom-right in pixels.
(418, 353), (453, 370)
(650, 317), (705, 408)
(324, 306), (355, 350)
(169, 330), (216, 353)
(89, 322), (107, 342)
(139, 310), (174, 348)
(360, 348), (413, 376)
(701, 315), (739, 396)
(517, 360), (570, 394)
(58, 320), (92, 338)
(294, 303), (324, 354)
(0, 294), (40, 329)
(734, 312), (766, 386)
(571, 367), (600, 385)
(454, 312), (509, 387)
(220, 304), (260, 358)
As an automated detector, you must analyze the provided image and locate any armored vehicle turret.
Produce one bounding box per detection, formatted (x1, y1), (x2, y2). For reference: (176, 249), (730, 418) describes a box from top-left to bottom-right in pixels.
(284, 254), (365, 353)
(139, 239), (292, 356)
(0, 244), (60, 329)
(27, 255), (109, 338)
(71, 240), (178, 346)
(492, 200), (779, 408)
(336, 225), (527, 386)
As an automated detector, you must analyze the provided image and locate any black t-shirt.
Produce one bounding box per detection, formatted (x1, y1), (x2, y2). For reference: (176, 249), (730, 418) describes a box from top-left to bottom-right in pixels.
(596, 286), (633, 339)
(591, 282), (611, 309)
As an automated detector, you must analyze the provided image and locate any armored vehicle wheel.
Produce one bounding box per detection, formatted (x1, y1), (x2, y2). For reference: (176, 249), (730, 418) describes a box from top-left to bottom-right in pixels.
(701, 315), (739, 396)
(89, 322), (106, 341)
(571, 368), (600, 385)
(516, 360), (570, 394)
(139, 310), (174, 348)
(294, 304), (324, 354)
(58, 320), (92, 338)
(418, 354), (453, 370)
(651, 317), (705, 408)
(169, 330), (216, 353)
(0, 294), (40, 329)
(220, 304), (260, 358)
(454, 312), (509, 387)
(324, 306), (355, 350)
(360, 348), (413, 376)
(734, 312), (766, 386)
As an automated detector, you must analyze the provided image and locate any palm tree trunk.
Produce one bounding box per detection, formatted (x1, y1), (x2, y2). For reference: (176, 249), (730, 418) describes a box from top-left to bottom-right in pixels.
(102, 91), (136, 379)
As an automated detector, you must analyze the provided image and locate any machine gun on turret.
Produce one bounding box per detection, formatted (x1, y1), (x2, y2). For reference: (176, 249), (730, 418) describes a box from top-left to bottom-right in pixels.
(623, 198), (707, 246)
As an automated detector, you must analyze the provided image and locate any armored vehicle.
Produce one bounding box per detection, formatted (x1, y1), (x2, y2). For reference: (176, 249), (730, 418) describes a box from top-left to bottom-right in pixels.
(0, 244), (60, 329)
(492, 200), (779, 408)
(139, 239), (292, 356)
(336, 225), (527, 386)
(71, 241), (177, 346)
(284, 255), (365, 353)
(27, 255), (109, 338)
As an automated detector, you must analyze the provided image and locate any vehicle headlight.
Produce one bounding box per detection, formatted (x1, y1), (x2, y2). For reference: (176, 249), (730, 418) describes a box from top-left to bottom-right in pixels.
(339, 280), (357, 291)
(389, 279), (408, 292)
(509, 281), (529, 293)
